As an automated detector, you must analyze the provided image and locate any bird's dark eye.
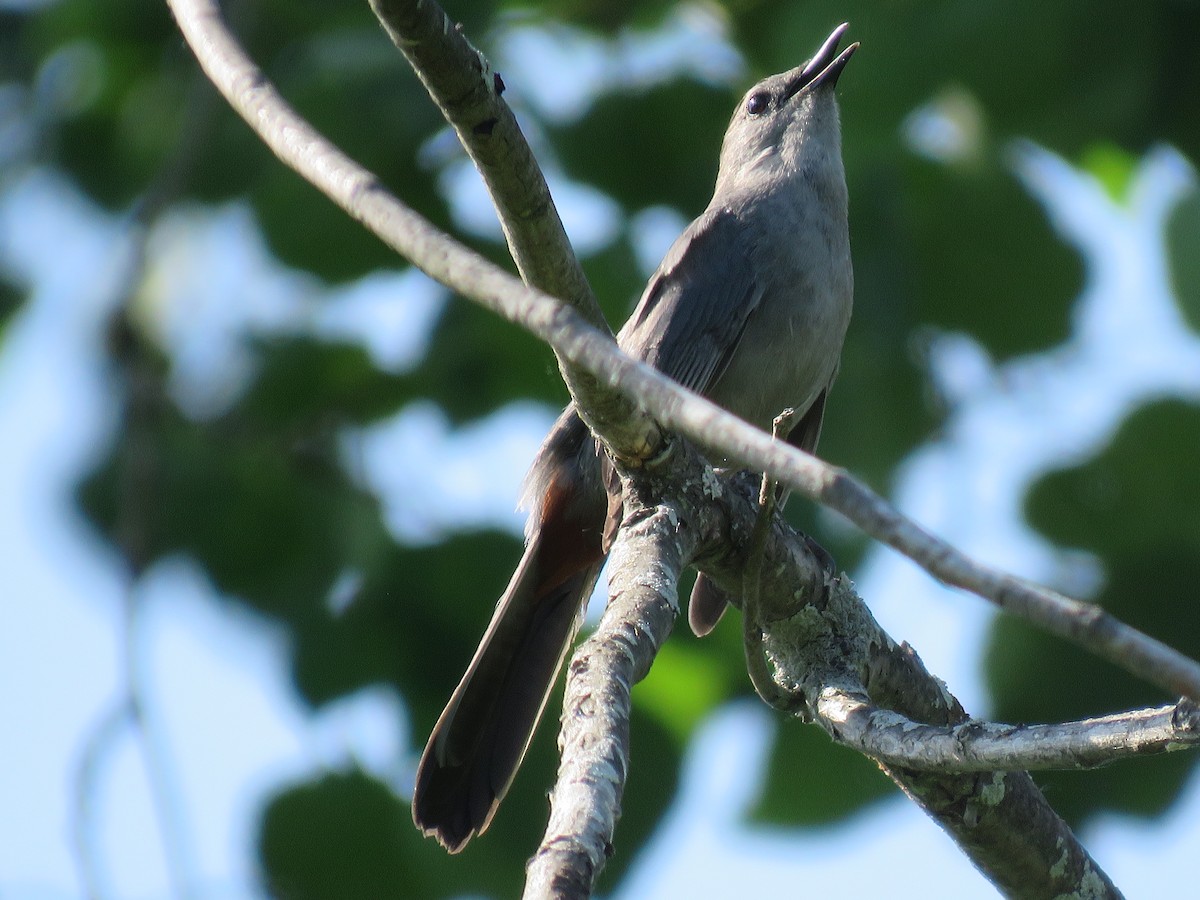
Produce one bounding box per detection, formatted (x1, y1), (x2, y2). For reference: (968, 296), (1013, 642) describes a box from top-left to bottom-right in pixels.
(746, 92), (770, 116)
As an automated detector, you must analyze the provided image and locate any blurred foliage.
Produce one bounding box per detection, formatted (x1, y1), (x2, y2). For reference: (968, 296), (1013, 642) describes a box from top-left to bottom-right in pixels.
(989, 400), (1200, 820)
(1081, 142), (1140, 203)
(550, 79), (733, 211)
(5, 0), (1200, 895)
(753, 720), (893, 825)
(0, 274), (23, 346)
(1167, 188), (1200, 334)
(259, 771), (415, 899)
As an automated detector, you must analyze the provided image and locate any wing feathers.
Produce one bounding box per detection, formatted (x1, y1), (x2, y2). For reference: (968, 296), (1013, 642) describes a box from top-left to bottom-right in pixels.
(619, 208), (763, 396)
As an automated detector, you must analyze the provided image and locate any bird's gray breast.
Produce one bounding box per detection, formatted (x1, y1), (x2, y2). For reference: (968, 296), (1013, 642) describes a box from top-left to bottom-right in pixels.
(705, 190), (852, 435)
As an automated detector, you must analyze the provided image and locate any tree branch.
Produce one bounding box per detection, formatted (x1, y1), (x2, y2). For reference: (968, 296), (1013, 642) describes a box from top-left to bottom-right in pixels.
(165, 4), (1196, 894)
(525, 440), (800, 896)
(167, 1), (1193, 892)
(165, 0), (1200, 707)
(814, 690), (1200, 772)
(367, 0), (659, 459)
(526, 491), (690, 898)
(367, 0), (601, 328)
(746, 573), (1125, 900)
(526, 438), (1129, 898)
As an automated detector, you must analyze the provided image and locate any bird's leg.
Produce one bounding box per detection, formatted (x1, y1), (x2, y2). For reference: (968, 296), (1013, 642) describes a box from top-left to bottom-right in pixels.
(741, 408), (802, 708)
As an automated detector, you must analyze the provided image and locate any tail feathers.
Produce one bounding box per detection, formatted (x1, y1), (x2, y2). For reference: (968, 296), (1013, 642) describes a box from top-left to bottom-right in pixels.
(412, 538), (603, 852)
(688, 574), (733, 637)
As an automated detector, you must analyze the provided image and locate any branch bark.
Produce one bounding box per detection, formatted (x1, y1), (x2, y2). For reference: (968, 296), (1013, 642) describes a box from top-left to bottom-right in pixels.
(367, 0), (601, 326)
(813, 693), (1200, 772)
(525, 494), (690, 898)
(741, 572), (1123, 897)
(368, 0), (660, 460)
(531, 439), (1128, 898)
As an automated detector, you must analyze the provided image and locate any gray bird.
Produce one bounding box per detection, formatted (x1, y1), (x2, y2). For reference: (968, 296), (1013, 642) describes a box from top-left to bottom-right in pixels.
(413, 23), (857, 852)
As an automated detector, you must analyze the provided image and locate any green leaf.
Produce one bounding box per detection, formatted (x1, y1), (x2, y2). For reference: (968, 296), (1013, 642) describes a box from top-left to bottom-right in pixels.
(237, 337), (416, 431)
(76, 334), (397, 623)
(635, 640), (731, 740)
(292, 531), (523, 710)
(892, 152), (1083, 359)
(409, 297), (567, 422)
(549, 78), (732, 214)
(752, 718), (894, 826)
(259, 770), (417, 900)
(1081, 142), (1139, 204)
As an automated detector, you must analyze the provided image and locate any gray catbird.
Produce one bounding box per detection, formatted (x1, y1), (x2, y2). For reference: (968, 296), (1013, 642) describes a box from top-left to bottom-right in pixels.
(413, 23), (857, 852)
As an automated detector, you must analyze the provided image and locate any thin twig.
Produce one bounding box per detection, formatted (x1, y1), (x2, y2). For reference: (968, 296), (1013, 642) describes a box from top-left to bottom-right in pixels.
(125, 586), (199, 900)
(69, 42), (218, 898)
(71, 699), (134, 900)
(104, 300), (200, 900)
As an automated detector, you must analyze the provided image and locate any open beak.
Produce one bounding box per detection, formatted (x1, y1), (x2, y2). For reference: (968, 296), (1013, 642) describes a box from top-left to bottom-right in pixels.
(781, 23), (858, 102)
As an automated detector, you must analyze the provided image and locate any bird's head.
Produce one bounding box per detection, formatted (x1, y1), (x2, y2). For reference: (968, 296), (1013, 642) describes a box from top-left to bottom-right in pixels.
(716, 23), (857, 196)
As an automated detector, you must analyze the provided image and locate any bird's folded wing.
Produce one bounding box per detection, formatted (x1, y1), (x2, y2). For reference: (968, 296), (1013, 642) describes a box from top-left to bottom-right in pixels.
(618, 207), (763, 396)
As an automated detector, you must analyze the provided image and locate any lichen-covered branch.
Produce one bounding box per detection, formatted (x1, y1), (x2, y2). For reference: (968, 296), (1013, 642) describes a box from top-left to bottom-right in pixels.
(814, 691), (1200, 772)
(752, 579), (1123, 899)
(532, 436), (1133, 898)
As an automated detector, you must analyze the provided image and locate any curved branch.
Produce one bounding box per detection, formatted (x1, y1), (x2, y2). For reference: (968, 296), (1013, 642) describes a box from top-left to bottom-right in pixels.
(166, 0), (1199, 729)
(167, 0), (660, 461)
(364, 0), (652, 453)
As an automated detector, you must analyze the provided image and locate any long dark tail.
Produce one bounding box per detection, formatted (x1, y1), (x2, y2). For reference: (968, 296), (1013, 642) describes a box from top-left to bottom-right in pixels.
(412, 410), (606, 852)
